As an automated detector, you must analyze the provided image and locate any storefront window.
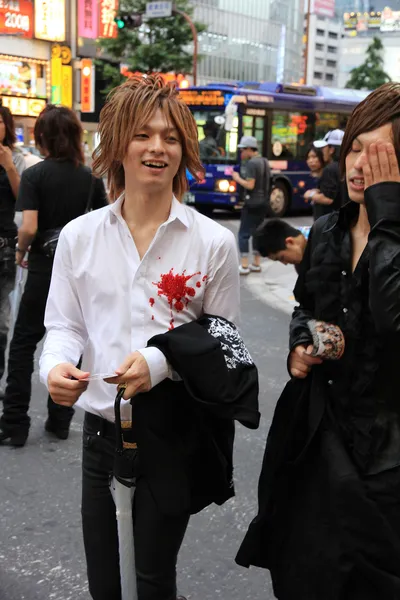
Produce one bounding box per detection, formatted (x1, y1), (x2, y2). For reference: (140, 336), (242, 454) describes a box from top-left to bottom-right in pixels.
(270, 111), (315, 159)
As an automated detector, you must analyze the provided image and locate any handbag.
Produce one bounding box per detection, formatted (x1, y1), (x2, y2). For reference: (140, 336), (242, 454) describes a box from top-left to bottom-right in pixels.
(40, 174), (95, 259)
(244, 157), (271, 209)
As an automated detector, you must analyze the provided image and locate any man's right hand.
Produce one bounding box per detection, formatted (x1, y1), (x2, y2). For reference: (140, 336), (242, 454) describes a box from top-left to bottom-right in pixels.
(289, 344), (323, 379)
(48, 363), (90, 407)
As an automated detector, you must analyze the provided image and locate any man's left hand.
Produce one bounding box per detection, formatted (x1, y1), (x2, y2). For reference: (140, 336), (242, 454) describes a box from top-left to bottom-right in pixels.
(104, 351), (151, 399)
(361, 142), (400, 189)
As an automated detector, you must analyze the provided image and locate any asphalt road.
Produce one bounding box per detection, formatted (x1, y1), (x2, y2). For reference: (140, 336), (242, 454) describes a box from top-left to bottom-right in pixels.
(0, 214), (310, 600)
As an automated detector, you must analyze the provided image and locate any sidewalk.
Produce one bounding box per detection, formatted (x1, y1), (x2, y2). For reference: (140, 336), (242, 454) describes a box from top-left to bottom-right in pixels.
(243, 258), (298, 316)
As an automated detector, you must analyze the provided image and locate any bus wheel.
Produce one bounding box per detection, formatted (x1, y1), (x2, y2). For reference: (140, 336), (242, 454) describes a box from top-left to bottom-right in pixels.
(268, 181), (290, 217)
(195, 205), (214, 217)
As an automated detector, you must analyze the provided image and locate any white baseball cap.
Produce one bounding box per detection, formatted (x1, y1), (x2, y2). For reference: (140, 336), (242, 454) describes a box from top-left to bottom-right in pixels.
(237, 135), (258, 149)
(314, 129), (344, 148)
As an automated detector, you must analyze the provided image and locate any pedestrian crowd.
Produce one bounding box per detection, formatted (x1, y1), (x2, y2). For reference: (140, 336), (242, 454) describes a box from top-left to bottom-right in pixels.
(1, 76), (400, 600)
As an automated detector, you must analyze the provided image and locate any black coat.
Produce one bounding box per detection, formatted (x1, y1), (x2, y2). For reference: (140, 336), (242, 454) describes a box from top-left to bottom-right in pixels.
(131, 315), (260, 517)
(236, 183), (400, 599)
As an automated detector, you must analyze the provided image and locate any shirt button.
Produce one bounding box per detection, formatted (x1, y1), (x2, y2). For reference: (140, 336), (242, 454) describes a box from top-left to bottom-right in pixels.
(342, 270), (347, 276)
(343, 307), (348, 313)
(328, 380), (333, 386)
(97, 431), (101, 436)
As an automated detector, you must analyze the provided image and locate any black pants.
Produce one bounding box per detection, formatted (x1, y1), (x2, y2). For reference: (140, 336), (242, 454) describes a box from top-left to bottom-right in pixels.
(82, 412), (190, 600)
(0, 265), (74, 436)
(238, 206), (266, 256)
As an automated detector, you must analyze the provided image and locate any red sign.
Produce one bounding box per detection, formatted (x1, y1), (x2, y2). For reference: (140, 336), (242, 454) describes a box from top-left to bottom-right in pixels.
(0, 0), (34, 39)
(98, 0), (118, 39)
(81, 58), (94, 113)
(311, 0), (335, 18)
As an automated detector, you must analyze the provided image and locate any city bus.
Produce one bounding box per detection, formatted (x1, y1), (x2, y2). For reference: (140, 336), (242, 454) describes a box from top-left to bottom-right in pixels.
(179, 82), (370, 217)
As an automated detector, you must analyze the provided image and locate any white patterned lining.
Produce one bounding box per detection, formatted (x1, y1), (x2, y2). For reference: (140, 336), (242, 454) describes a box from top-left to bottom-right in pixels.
(206, 317), (253, 370)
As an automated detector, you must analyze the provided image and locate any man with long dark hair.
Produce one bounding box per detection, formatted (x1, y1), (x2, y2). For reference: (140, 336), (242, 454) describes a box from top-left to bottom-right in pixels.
(0, 106), (25, 399)
(237, 82), (400, 598)
(0, 105), (107, 447)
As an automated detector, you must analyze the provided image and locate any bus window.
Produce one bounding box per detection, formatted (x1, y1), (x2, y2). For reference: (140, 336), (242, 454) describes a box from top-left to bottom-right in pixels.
(270, 111), (315, 160)
(242, 114), (265, 151)
(315, 113), (345, 140)
(192, 110), (238, 164)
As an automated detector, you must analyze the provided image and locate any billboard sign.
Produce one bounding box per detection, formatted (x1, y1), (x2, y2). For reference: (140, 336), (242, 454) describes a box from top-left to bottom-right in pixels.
(0, 0), (33, 38)
(98, 0), (119, 38)
(311, 0), (335, 18)
(78, 0), (98, 39)
(35, 0), (66, 41)
(381, 7), (400, 32)
(0, 57), (48, 98)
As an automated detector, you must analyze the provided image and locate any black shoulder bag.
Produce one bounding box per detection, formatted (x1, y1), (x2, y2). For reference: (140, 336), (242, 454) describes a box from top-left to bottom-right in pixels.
(40, 175), (95, 260)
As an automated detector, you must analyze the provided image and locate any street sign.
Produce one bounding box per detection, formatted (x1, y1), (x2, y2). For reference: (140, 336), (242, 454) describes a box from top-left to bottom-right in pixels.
(146, 2), (172, 18)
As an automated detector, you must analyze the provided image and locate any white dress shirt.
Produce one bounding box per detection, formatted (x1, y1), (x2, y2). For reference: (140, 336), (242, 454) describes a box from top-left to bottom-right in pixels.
(40, 196), (240, 422)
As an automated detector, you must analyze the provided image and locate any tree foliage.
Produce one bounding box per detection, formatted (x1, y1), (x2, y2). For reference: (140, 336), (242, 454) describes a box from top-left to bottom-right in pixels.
(345, 37), (391, 90)
(97, 0), (207, 94)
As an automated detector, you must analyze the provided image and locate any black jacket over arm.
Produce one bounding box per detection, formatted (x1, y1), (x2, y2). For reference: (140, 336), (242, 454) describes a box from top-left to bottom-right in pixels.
(131, 315), (259, 517)
(236, 184), (400, 600)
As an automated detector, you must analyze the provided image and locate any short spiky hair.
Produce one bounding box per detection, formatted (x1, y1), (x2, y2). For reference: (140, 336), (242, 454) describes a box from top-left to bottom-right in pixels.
(254, 219), (302, 257)
(340, 82), (400, 176)
(92, 74), (204, 201)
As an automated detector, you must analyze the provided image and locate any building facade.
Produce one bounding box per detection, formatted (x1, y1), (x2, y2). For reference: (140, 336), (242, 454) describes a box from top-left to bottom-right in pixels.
(305, 14), (342, 86)
(338, 34), (400, 87)
(338, 8), (400, 87)
(191, 0), (304, 85)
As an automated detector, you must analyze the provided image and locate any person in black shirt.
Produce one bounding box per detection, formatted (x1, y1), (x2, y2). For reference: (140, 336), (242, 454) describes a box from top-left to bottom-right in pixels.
(0, 107), (26, 398)
(237, 82), (400, 599)
(311, 128), (344, 220)
(0, 105), (107, 447)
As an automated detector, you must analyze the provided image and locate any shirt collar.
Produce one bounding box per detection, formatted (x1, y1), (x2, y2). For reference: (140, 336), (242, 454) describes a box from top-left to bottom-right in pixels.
(109, 194), (189, 228)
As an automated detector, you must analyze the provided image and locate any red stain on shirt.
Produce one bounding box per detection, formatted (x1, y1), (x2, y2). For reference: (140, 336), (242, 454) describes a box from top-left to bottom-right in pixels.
(154, 269), (201, 312)
(149, 297), (155, 307)
(151, 315), (154, 321)
(169, 318), (175, 330)
(202, 275), (208, 282)
(196, 282), (201, 288)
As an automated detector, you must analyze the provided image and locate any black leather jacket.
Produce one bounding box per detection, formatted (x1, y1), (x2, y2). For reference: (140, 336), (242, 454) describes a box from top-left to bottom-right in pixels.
(290, 182), (400, 475)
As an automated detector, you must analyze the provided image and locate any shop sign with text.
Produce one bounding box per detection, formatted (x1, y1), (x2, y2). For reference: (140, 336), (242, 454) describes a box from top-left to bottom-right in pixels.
(98, 0), (118, 38)
(0, 0), (33, 38)
(78, 0), (98, 39)
(35, 0), (65, 42)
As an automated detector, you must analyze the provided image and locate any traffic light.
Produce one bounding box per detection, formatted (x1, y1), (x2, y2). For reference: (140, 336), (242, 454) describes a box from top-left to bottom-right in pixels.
(114, 13), (143, 30)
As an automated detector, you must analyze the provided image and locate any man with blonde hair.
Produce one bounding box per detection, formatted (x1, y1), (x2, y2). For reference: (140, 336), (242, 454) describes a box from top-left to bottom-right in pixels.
(39, 76), (245, 599)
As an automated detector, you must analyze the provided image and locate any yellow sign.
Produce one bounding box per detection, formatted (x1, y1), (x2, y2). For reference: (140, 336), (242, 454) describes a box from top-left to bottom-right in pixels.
(1, 96), (46, 117)
(51, 57), (62, 104)
(35, 0), (66, 42)
(61, 65), (73, 108)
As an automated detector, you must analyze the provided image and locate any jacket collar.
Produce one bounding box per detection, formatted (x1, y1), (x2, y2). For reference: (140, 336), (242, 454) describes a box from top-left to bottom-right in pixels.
(325, 201), (360, 233)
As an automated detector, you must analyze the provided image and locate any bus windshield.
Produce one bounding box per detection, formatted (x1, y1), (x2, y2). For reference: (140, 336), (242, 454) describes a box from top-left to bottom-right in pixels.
(192, 110), (238, 164)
